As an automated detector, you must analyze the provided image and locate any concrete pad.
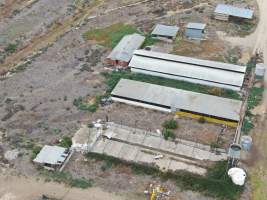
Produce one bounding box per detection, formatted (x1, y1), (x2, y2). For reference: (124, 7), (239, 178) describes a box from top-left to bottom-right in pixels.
(103, 140), (124, 157)
(143, 135), (162, 149)
(160, 140), (177, 153)
(91, 139), (108, 154)
(118, 144), (139, 162)
(112, 127), (130, 141)
(175, 143), (194, 158)
(192, 148), (212, 160)
(155, 157), (171, 171)
(135, 150), (155, 164)
(168, 160), (206, 175)
(127, 133), (145, 144)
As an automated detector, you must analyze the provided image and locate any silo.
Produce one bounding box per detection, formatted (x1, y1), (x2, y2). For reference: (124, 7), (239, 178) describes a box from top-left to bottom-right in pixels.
(255, 63), (265, 77)
(241, 136), (252, 151)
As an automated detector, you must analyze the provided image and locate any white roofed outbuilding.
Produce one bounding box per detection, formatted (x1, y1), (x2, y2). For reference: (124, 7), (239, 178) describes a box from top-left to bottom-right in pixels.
(33, 145), (70, 170)
(214, 4), (254, 21)
(129, 50), (246, 91)
(151, 24), (179, 41)
(111, 79), (242, 125)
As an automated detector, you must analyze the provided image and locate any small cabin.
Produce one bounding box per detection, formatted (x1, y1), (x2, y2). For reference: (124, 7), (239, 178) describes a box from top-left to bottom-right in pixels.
(185, 23), (206, 40)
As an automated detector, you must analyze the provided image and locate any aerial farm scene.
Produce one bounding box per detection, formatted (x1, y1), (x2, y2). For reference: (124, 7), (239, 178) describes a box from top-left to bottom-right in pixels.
(0, 0), (267, 199)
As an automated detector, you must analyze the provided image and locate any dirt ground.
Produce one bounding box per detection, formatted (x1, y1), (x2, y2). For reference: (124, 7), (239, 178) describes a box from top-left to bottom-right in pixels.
(0, 0), (260, 199)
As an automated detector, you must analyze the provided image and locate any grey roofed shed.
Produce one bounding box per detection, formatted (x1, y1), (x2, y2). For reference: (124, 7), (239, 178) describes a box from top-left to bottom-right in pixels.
(107, 33), (145, 62)
(129, 50), (246, 91)
(215, 4), (254, 19)
(111, 79), (242, 121)
(33, 145), (67, 165)
(185, 23), (206, 39)
(151, 24), (179, 38)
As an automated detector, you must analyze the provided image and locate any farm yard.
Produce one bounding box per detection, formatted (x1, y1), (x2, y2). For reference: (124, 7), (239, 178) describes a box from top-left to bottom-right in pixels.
(0, 0), (266, 200)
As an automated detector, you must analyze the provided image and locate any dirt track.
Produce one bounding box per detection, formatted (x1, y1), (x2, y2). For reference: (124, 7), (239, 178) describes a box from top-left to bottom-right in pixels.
(0, 175), (124, 200)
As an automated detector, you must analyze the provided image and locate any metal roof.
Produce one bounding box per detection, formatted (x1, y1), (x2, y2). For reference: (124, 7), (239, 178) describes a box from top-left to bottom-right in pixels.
(151, 24), (179, 37)
(215, 4), (253, 19)
(111, 79), (242, 121)
(107, 33), (145, 62)
(186, 23), (206, 30)
(33, 145), (67, 165)
(129, 50), (246, 90)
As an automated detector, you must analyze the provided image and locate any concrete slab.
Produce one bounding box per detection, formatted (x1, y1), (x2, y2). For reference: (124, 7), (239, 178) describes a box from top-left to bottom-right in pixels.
(118, 144), (139, 162)
(155, 157), (171, 171)
(135, 150), (155, 164)
(127, 133), (145, 145)
(168, 160), (207, 175)
(112, 127), (130, 141)
(91, 139), (108, 154)
(160, 140), (177, 153)
(103, 140), (124, 157)
(175, 143), (194, 158)
(143, 135), (162, 149)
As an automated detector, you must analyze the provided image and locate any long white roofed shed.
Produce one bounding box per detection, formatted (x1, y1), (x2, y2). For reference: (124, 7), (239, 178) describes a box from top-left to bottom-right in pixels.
(129, 50), (246, 91)
(111, 79), (242, 122)
(214, 4), (254, 21)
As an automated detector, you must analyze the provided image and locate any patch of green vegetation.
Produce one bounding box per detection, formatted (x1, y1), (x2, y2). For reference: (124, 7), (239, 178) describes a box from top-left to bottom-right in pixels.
(247, 86), (264, 110)
(73, 96), (102, 112)
(83, 23), (157, 48)
(41, 171), (93, 189)
(83, 24), (139, 48)
(4, 43), (17, 54)
(32, 145), (42, 159)
(102, 71), (241, 100)
(241, 117), (254, 135)
(59, 136), (72, 148)
(162, 129), (176, 140)
(87, 152), (242, 199)
(162, 119), (178, 129)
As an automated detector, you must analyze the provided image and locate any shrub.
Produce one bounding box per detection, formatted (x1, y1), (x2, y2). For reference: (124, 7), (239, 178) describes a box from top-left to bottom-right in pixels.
(32, 146), (42, 158)
(208, 88), (224, 96)
(59, 136), (72, 148)
(162, 129), (176, 140)
(162, 119), (178, 129)
(198, 117), (206, 124)
(4, 43), (17, 54)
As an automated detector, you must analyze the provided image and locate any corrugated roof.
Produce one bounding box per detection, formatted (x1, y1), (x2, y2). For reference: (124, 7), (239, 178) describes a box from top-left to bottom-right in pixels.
(129, 50), (246, 90)
(151, 24), (179, 37)
(186, 23), (206, 30)
(215, 4), (253, 19)
(111, 79), (242, 121)
(33, 145), (67, 165)
(107, 33), (145, 62)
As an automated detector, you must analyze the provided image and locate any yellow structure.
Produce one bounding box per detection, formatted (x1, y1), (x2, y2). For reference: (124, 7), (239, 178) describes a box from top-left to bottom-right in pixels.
(176, 111), (238, 127)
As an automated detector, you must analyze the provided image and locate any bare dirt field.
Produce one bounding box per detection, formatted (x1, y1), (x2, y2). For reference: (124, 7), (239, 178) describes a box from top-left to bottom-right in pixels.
(0, 0), (259, 199)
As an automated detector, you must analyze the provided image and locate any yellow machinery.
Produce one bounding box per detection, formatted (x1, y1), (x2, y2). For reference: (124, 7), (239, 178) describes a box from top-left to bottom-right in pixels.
(145, 184), (170, 200)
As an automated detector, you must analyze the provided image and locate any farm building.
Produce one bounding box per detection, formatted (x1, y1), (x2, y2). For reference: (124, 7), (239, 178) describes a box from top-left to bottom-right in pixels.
(214, 4), (254, 21)
(111, 79), (242, 126)
(129, 50), (247, 91)
(151, 24), (179, 41)
(33, 145), (71, 171)
(106, 33), (145, 67)
(185, 23), (206, 39)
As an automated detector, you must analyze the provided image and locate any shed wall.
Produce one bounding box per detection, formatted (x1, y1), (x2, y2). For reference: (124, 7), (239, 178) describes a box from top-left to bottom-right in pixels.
(185, 28), (203, 39)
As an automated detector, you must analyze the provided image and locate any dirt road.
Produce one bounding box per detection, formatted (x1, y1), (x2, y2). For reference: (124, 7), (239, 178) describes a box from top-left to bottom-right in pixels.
(220, 0), (267, 199)
(0, 175), (124, 200)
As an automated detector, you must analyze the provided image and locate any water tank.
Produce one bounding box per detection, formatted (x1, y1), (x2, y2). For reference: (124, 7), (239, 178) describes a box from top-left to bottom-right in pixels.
(241, 136), (252, 151)
(228, 143), (241, 159)
(255, 63), (265, 77)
